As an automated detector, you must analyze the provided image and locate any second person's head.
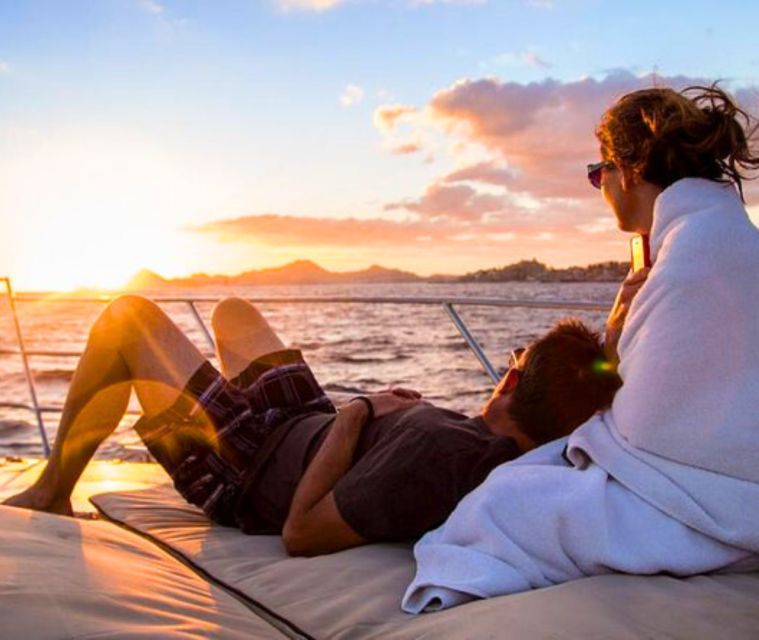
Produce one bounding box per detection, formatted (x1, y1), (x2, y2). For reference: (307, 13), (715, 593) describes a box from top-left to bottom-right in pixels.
(590, 84), (758, 233)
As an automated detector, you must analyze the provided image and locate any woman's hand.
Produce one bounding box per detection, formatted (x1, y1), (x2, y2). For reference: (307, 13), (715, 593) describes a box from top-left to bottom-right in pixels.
(364, 389), (422, 418)
(605, 267), (651, 365)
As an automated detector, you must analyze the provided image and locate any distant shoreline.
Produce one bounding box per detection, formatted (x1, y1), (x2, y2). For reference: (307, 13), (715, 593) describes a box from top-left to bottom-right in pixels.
(119, 258), (630, 292)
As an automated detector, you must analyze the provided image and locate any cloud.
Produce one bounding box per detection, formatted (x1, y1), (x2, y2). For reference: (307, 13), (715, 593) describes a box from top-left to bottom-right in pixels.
(373, 104), (417, 131)
(190, 212), (518, 246)
(443, 161), (517, 187)
(385, 182), (507, 221)
(410, 0), (487, 5)
(483, 51), (552, 69)
(187, 210), (629, 273)
(189, 211), (592, 255)
(191, 72), (758, 274)
(576, 217), (619, 234)
(383, 175), (596, 234)
(390, 142), (423, 155)
(489, 231), (516, 241)
(340, 84), (365, 108)
(381, 70), (745, 204)
(277, 0), (345, 11)
(277, 0), (486, 11)
(139, 0), (164, 14)
(522, 52), (552, 68)
(374, 71), (759, 248)
(0, 61), (11, 74)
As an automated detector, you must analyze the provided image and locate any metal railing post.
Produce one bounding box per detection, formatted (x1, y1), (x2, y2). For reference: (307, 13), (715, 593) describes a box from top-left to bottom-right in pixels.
(1, 277), (51, 456)
(443, 302), (500, 384)
(186, 301), (216, 354)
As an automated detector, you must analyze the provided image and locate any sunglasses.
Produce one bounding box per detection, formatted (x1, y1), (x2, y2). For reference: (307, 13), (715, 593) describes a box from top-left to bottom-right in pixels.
(586, 160), (615, 189)
(508, 347), (526, 370)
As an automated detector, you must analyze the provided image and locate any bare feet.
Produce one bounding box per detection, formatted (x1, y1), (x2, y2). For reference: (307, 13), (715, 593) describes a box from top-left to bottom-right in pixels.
(2, 486), (74, 517)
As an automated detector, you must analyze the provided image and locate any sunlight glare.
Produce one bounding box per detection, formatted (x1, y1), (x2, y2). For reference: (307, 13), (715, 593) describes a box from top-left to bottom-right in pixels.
(1, 127), (196, 291)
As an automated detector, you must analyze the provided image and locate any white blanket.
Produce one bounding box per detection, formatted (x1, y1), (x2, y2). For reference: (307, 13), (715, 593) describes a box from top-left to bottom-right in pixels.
(403, 178), (759, 613)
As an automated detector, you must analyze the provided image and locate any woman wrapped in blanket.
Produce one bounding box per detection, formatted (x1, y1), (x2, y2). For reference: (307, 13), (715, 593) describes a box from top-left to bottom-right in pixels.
(403, 84), (759, 613)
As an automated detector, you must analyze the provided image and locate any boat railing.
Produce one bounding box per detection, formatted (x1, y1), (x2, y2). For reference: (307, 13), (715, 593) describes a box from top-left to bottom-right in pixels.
(0, 276), (609, 457)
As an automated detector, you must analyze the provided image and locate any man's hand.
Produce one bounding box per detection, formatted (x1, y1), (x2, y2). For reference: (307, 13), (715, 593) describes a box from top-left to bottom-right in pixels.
(605, 267), (651, 365)
(376, 386), (422, 399)
(365, 389), (422, 418)
(284, 388), (422, 557)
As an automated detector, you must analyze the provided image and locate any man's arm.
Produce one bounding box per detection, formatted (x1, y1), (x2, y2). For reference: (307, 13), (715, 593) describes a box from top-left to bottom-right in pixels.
(282, 392), (421, 556)
(282, 400), (367, 556)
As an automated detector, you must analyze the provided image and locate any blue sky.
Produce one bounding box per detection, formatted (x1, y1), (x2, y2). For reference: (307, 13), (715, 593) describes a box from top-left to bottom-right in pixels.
(1, 0), (758, 290)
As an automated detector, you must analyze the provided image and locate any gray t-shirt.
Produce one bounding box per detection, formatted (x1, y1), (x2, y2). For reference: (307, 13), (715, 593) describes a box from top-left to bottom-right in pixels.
(242, 404), (522, 541)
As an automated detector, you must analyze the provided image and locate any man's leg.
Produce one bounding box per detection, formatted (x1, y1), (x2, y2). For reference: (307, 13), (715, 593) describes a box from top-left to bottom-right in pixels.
(3, 295), (207, 514)
(211, 297), (286, 380)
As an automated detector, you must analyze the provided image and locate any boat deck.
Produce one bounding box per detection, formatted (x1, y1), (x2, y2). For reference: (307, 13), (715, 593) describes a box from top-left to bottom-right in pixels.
(4, 458), (759, 640)
(0, 456), (169, 514)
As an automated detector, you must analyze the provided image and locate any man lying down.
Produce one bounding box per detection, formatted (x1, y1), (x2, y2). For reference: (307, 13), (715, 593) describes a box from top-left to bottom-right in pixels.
(3, 295), (619, 556)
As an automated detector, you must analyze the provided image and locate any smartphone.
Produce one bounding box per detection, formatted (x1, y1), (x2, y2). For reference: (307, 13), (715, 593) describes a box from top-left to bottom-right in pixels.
(630, 234), (651, 272)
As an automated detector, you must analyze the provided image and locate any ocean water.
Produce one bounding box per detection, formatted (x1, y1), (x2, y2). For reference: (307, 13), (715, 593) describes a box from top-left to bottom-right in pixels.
(0, 282), (617, 459)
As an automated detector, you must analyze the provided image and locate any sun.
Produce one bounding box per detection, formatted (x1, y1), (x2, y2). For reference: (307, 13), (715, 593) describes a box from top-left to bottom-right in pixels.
(19, 213), (189, 292)
(1, 127), (193, 292)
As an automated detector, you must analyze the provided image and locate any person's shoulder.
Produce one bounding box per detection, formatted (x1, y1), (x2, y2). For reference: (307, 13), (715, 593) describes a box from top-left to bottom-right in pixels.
(407, 406), (516, 448)
(657, 210), (759, 286)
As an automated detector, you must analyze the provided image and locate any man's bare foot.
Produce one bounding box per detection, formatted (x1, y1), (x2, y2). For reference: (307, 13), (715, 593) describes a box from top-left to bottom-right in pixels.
(2, 487), (74, 516)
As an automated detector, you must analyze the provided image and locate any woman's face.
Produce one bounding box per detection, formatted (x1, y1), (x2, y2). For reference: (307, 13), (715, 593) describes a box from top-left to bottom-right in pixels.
(600, 163), (635, 231)
(598, 155), (657, 234)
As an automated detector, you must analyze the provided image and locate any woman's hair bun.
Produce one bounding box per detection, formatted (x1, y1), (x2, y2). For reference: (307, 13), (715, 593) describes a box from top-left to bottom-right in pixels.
(596, 83), (759, 200)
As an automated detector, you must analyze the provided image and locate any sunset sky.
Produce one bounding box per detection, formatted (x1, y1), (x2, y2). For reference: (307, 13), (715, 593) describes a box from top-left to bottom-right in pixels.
(1, 0), (758, 291)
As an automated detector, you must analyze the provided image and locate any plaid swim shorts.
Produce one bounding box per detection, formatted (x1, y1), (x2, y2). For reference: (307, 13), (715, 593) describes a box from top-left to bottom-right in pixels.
(136, 349), (335, 526)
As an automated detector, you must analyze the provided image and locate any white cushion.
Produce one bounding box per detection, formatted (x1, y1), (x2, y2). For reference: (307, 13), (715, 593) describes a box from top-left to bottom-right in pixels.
(0, 505), (291, 639)
(92, 486), (759, 639)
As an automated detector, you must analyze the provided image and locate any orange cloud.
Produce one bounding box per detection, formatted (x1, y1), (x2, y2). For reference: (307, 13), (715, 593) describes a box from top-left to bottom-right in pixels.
(192, 213), (454, 245)
(376, 71), (759, 234)
(191, 73), (757, 274)
(189, 211), (579, 246)
(385, 182), (507, 221)
(390, 141), (423, 155)
(373, 104), (418, 131)
(423, 71), (741, 199)
(443, 161), (517, 187)
(188, 211), (628, 274)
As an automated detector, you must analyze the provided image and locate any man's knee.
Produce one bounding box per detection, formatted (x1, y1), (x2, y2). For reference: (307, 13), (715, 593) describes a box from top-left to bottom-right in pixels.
(100, 295), (164, 332)
(211, 297), (263, 333)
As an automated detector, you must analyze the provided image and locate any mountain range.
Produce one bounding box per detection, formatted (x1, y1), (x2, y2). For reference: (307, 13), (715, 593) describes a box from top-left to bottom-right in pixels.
(125, 258), (629, 291)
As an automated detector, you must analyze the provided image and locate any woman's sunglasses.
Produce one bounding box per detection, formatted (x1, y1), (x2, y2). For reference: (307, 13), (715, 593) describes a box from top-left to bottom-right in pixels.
(586, 160), (615, 189)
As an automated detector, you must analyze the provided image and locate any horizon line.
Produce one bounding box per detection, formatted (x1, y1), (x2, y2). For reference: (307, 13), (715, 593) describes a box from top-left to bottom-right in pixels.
(6, 256), (630, 294)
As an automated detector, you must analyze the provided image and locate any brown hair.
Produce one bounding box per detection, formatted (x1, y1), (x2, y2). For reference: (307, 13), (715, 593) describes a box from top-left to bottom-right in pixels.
(507, 319), (621, 445)
(596, 84), (759, 200)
